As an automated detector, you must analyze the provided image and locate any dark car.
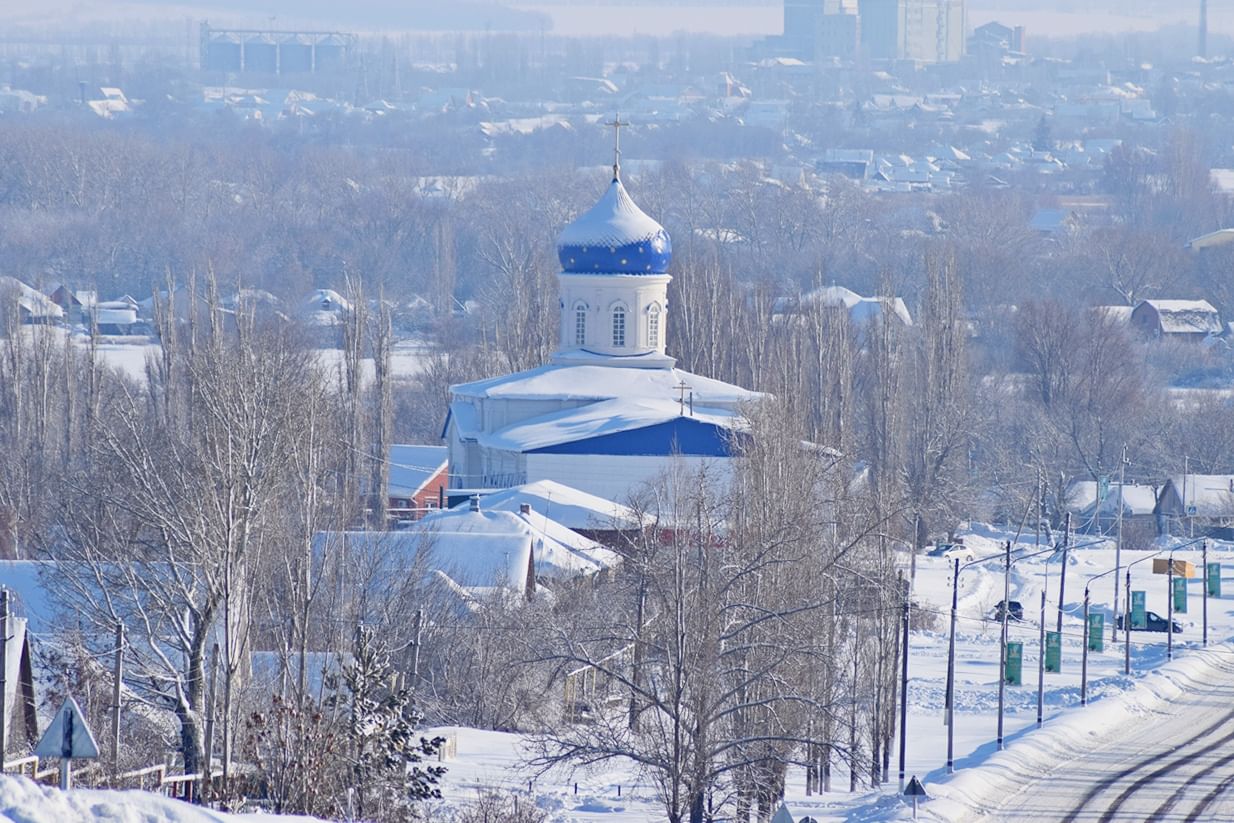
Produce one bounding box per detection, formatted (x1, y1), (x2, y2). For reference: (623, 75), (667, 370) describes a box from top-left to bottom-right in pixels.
(991, 600), (1024, 622)
(1117, 611), (1183, 634)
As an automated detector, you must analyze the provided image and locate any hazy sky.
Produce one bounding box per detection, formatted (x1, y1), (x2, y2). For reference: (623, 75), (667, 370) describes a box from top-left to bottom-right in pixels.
(0, 0), (1220, 38)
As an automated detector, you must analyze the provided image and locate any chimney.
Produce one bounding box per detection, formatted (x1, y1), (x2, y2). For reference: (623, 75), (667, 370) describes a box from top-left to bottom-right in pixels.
(519, 503), (532, 515)
(469, 494), (481, 512)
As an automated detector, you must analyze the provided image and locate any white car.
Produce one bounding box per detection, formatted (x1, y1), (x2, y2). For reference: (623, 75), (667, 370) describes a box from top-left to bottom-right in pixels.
(926, 543), (974, 563)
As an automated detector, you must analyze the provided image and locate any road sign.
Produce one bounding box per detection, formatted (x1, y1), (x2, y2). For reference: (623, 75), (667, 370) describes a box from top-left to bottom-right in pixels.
(1187, 505), (1198, 516)
(34, 697), (99, 791)
(1045, 631), (1062, 673)
(1174, 576), (1188, 613)
(1153, 559), (1197, 578)
(1208, 562), (1222, 598)
(1088, 614), (1104, 651)
(904, 775), (928, 820)
(1132, 591), (1147, 629)
(1005, 641), (1023, 686)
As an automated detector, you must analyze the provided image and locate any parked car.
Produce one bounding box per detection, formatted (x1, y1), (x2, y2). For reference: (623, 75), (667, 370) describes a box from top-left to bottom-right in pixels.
(926, 543), (975, 563)
(991, 600), (1024, 622)
(1117, 611), (1183, 634)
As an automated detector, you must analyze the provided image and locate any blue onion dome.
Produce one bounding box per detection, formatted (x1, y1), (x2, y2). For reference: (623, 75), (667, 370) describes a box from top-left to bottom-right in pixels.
(557, 177), (672, 275)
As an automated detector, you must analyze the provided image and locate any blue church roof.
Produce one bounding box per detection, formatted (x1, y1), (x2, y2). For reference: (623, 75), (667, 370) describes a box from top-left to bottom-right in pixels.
(557, 177), (671, 275)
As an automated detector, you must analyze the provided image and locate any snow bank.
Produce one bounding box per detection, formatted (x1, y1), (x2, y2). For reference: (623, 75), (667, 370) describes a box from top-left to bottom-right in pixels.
(919, 644), (1234, 821)
(0, 774), (322, 823)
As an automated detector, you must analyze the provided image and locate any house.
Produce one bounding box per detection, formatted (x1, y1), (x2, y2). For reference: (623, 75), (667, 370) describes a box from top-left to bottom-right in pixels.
(1156, 475), (1234, 537)
(1064, 479), (1159, 546)
(461, 479), (639, 540)
(315, 496), (618, 607)
(47, 286), (95, 326)
(817, 149), (874, 180)
(1131, 299), (1222, 341)
(90, 298), (140, 335)
(387, 444), (449, 522)
(779, 285), (913, 328)
(0, 277), (64, 325)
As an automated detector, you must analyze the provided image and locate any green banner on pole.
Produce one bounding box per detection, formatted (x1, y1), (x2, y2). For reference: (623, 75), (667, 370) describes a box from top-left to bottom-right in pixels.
(1208, 562), (1221, 598)
(1132, 590), (1147, 629)
(1088, 614), (1104, 651)
(1174, 576), (1188, 613)
(1005, 641), (1023, 686)
(1045, 631), (1062, 673)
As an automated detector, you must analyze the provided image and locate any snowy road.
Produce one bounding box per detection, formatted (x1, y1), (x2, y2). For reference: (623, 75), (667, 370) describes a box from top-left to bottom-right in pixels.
(983, 649), (1234, 821)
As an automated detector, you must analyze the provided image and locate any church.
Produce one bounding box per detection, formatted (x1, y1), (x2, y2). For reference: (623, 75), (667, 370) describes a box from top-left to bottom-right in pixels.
(443, 138), (761, 505)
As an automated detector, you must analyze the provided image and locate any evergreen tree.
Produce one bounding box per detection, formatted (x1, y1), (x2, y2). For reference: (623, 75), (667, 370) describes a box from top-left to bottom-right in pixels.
(334, 628), (447, 821)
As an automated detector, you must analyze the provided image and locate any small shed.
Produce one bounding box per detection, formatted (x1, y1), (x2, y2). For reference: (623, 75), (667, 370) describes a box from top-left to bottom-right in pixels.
(1131, 299), (1222, 341)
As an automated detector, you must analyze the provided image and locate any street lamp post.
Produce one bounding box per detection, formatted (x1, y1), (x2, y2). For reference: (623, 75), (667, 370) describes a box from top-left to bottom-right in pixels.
(945, 543), (1060, 772)
(1124, 549), (1173, 675)
(1080, 565), (1121, 706)
(1203, 540), (1209, 647)
(1168, 549), (1176, 662)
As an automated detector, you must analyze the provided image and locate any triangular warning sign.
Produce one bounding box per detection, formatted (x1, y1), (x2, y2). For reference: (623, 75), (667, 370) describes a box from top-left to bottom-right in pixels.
(904, 775), (929, 798)
(34, 697), (100, 760)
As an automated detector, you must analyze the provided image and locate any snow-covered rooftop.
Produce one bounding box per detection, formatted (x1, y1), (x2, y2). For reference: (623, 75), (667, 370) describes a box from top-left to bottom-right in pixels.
(478, 396), (741, 454)
(451, 363), (758, 408)
(423, 505), (617, 576)
(388, 444), (448, 498)
(1137, 299), (1222, 335)
(471, 479), (638, 532)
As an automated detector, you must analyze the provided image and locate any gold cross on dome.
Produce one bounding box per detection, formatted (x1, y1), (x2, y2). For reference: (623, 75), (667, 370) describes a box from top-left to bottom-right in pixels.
(605, 114), (629, 180)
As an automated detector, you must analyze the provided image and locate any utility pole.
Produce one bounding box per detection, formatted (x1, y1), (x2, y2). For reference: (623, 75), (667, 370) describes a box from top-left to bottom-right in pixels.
(1057, 513), (1070, 635)
(111, 622), (123, 780)
(945, 557), (959, 774)
(1114, 445), (1128, 643)
(1036, 587), (1045, 728)
(997, 541), (1010, 751)
(0, 588), (7, 774)
(1125, 570), (1133, 676)
(1081, 588), (1091, 706)
(898, 577), (910, 792)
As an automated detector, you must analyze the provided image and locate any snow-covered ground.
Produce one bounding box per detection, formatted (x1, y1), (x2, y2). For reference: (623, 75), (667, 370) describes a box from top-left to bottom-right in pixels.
(423, 524), (1234, 822)
(0, 774), (322, 823)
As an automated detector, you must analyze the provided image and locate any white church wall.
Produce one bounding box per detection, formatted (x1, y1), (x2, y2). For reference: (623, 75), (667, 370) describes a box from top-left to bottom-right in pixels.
(558, 272), (671, 356)
(526, 453), (731, 505)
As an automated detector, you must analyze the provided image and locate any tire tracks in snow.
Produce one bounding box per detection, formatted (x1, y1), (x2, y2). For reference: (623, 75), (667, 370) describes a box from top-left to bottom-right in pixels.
(1056, 706), (1234, 823)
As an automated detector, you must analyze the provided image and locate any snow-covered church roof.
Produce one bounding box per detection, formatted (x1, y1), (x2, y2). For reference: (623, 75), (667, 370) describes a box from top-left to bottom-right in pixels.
(451, 363), (756, 406)
(557, 177), (672, 275)
(446, 364), (760, 457)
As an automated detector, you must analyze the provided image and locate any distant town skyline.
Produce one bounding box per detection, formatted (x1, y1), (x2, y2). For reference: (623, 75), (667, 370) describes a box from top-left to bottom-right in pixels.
(0, 0), (1225, 39)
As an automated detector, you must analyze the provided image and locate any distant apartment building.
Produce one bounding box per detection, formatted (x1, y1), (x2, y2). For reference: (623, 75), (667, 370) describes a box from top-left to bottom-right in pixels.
(857, 0), (965, 63)
(782, 0), (859, 59)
